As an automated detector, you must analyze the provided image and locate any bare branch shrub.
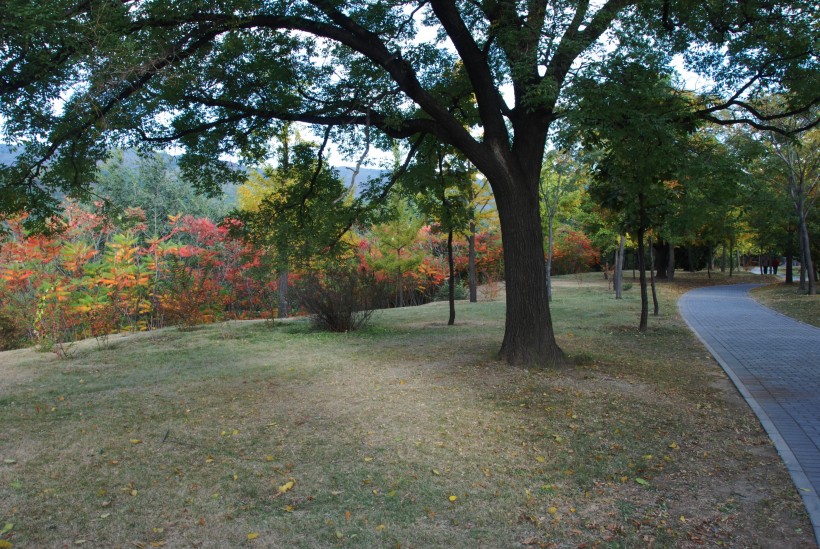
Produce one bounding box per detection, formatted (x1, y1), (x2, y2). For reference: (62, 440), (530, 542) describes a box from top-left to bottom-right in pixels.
(294, 267), (386, 332)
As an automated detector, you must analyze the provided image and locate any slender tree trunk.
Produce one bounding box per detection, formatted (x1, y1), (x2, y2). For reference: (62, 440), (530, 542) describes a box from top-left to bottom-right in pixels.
(546, 213), (554, 301)
(667, 242), (675, 281)
(277, 266), (289, 318)
(468, 220), (477, 303)
(447, 227), (456, 325)
(720, 244), (727, 273)
(729, 241), (734, 277)
(637, 228), (648, 332)
(786, 251), (793, 284)
(707, 245), (712, 279)
(615, 235), (625, 299)
(649, 236), (658, 316)
(494, 176), (563, 367)
(798, 214), (816, 295)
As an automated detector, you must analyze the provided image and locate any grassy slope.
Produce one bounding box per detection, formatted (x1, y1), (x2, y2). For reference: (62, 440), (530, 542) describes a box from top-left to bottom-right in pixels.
(0, 273), (813, 548)
(751, 282), (820, 328)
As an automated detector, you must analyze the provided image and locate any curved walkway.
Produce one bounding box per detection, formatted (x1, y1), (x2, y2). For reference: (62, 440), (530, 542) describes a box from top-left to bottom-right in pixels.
(679, 284), (820, 545)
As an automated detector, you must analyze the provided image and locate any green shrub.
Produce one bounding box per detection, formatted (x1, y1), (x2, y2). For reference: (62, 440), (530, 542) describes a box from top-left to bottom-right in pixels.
(434, 280), (467, 302)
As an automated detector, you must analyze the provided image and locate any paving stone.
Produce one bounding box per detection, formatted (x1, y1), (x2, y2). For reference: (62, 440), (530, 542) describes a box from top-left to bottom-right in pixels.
(680, 283), (820, 545)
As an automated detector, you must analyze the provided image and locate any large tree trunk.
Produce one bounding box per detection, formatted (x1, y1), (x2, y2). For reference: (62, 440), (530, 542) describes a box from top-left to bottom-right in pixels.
(447, 227), (456, 325)
(493, 175), (564, 367)
(468, 220), (477, 302)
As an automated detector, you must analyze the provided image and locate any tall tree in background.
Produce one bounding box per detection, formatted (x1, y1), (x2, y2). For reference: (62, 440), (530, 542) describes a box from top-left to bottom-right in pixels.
(540, 150), (583, 301)
(405, 142), (474, 324)
(1, 0), (817, 365)
(758, 111), (819, 294)
(571, 60), (693, 331)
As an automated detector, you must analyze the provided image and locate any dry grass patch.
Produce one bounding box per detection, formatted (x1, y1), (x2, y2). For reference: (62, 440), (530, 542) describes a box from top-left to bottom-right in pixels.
(0, 272), (814, 548)
(751, 283), (820, 327)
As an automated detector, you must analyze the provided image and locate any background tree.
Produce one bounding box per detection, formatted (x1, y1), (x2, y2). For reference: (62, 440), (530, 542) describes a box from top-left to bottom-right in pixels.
(540, 150), (585, 301)
(403, 142), (473, 324)
(570, 59), (694, 331)
(369, 195), (426, 308)
(2, 0), (818, 365)
(757, 111), (819, 294)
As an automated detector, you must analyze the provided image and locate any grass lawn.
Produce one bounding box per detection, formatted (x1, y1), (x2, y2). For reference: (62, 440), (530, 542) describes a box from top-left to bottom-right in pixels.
(750, 282), (820, 328)
(0, 272), (814, 548)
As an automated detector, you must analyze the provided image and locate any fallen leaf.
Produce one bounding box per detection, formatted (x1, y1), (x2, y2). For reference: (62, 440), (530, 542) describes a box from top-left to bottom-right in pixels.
(100, 513), (111, 519)
(152, 528), (164, 534)
(247, 533), (259, 540)
(3, 459), (16, 465)
(345, 511), (351, 522)
(130, 489), (138, 496)
(150, 542), (165, 548)
(364, 457), (374, 462)
(679, 515), (687, 523)
(375, 524), (386, 531)
(0, 541), (12, 549)
(130, 439), (142, 444)
(278, 480), (295, 494)
(668, 442), (679, 450)
(1, 524), (12, 535)
(548, 506), (558, 514)
(431, 469), (441, 476)
(535, 456), (546, 463)
(635, 478), (649, 486)
(448, 495), (457, 502)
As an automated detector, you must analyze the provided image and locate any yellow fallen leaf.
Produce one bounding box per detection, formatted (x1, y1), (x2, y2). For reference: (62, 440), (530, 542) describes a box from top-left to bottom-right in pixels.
(431, 469), (441, 476)
(669, 442), (679, 449)
(130, 439), (142, 444)
(535, 456), (546, 463)
(150, 542), (165, 548)
(283, 505), (294, 512)
(247, 533), (259, 540)
(233, 474), (238, 481)
(232, 429), (239, 436)
(448, 495), (457, 502)
(130, 489), (138, 496)
(265, 455), (274, 461)
(364, 457), (374, 462)
(548, 506), (558, 514)
(100, 513), (110, 519)
(152, 528), (164, 534)
(0, 541), (11, 549)
(278, 480), (295, 494)
(375, 524), (386, 531)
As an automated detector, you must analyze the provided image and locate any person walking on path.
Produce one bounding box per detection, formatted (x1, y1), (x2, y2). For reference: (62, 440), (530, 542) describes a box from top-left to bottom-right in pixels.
(679, 283), (820, 546)
(773, 257), (780, 275)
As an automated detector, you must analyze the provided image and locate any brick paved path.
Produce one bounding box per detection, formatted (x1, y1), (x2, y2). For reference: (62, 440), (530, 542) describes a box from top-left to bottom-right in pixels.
(679, 283), (820, 544)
